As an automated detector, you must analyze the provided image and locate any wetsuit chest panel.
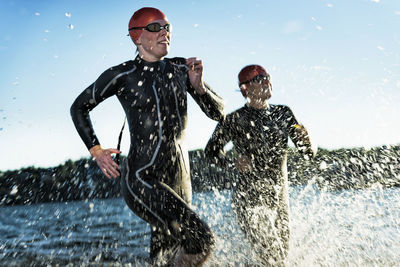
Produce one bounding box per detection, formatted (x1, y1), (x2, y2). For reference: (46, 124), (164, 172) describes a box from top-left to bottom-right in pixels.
(118, 59), (189, 174)
(231, 106), (291, 168)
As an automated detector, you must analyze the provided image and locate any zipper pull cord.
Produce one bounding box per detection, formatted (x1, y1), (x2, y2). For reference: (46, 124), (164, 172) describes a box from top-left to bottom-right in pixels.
(115, 117), (126, 165)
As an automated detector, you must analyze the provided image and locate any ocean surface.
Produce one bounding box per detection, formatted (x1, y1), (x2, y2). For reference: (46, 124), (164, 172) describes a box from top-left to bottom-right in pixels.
(1, 184), (400, 266)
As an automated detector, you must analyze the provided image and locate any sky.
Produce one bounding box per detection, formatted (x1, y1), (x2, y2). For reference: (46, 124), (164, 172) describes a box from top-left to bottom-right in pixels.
(0, 0), (399, 171)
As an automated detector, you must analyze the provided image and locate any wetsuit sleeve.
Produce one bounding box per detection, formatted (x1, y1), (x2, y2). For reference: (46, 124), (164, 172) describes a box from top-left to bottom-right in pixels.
(70, 68), (123, 150)
(284, 106), (316, 159)
(187, 81), (225, 122)
(204, 118), (233, 167)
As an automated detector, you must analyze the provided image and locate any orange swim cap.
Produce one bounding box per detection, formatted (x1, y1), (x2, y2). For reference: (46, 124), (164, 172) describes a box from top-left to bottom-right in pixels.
(238, 65), (268, 97)
(128, 7), (168, 43)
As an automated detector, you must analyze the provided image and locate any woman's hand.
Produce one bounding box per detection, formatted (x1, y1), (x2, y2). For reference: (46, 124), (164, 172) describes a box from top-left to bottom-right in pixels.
(89, 145), (121, 179)
(186, 57), (207, 95)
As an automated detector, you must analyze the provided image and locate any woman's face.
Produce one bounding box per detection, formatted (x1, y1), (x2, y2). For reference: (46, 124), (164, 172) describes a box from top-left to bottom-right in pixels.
(136, 19), (171, 62)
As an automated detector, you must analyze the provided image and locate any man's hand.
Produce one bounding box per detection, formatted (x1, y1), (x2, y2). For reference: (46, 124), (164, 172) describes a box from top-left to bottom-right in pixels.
(186, 57), (207, 95)
(236, 154), (252, 173)
(89, 145), (121, 179)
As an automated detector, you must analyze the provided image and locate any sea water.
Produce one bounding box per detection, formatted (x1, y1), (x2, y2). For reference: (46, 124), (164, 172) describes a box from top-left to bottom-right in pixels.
(1, 184), (399, 266)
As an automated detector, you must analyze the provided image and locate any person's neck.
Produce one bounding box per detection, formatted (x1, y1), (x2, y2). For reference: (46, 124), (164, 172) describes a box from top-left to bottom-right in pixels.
(247, 98), (270, 110)
(138, 52), (163, 63)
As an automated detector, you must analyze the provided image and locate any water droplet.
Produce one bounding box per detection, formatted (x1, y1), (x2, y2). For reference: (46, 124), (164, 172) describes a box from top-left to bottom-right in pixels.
(10, 186), (18, 195)
(35, 12), (40, 16)
(89, 202), (94, 212)
(67, 24), (74, 30)
(319, 161), (327, 170)
(138, 81), (143, 86)
(65, 12), (71, 18)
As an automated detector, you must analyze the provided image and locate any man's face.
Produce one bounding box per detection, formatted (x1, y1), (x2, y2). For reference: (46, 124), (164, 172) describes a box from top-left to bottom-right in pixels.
(136, 19), (171, 62)
(246, 75), (272, 101)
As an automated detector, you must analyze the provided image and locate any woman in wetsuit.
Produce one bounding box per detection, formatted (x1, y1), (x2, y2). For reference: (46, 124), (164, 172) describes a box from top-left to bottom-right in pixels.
(70, 7), (224, 266)
(205, 64), (316, 266)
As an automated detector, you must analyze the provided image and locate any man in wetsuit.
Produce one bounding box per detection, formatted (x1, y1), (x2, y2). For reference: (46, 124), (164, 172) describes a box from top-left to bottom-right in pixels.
(205, 64), (316, 266)
(70, 7), (224, 266)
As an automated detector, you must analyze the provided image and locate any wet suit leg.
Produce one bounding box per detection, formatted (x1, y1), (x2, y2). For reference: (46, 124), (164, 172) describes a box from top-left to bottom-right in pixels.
(232, 173), (289, 266)
(121, 168), (215, 262)
(150, 226), (178, 259)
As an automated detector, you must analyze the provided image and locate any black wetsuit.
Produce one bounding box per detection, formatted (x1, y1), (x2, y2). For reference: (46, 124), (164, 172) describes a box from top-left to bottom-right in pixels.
(205, 104), (314, 265)
(71, 55), (224, 260)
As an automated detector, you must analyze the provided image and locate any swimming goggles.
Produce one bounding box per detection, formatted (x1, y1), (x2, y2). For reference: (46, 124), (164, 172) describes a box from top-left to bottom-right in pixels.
(129, 22), (171, 33)
(240, 74), (270, 86)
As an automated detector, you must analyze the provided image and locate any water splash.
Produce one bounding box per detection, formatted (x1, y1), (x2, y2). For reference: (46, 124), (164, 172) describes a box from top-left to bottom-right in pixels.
(1, 179), (399, 265)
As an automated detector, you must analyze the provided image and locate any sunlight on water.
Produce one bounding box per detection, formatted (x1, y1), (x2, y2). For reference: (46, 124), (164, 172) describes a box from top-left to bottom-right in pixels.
(1, 184), (400, 266)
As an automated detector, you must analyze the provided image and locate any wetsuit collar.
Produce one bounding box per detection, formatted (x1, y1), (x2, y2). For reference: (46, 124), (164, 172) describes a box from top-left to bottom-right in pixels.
(245, 103), (271, 112)
(135, 55), (166, 73)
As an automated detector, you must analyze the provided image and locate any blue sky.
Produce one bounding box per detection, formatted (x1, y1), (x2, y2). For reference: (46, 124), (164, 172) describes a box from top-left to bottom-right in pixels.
(1, 0), (399, 171)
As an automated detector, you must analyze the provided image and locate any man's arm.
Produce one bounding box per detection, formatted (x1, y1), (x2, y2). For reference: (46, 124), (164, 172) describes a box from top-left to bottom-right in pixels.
(284, 106), (317, 159)
(204, 119), (232, 168)
(290, 124), (317, 159)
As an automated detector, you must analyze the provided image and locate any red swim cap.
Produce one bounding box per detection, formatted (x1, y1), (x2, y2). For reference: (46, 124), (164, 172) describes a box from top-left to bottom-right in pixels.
(238, 65), (268, 97)
(128, 7), (168, 42)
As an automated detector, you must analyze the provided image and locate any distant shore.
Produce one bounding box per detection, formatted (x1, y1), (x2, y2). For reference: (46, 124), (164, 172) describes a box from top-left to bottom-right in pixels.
(1, 145), (399, 206)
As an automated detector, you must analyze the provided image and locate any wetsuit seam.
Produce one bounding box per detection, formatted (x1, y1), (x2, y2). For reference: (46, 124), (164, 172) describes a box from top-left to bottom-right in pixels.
(175, 63), (190, 71)
(92, 82), (97, 105)
(99, 65), (137, 97)
(134, 80), (163, 188)
(125, 163), (178, 241)
(171, 81), (183, 130)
